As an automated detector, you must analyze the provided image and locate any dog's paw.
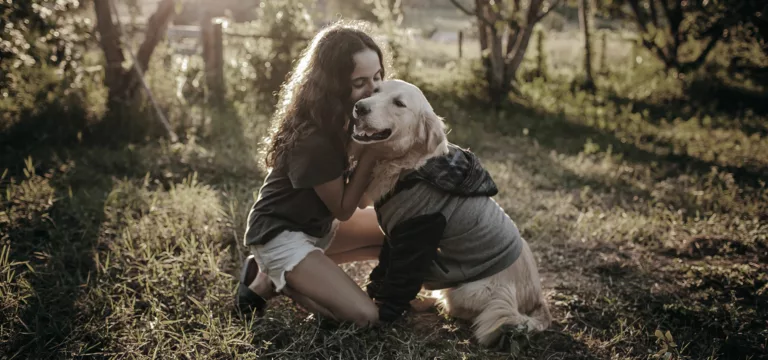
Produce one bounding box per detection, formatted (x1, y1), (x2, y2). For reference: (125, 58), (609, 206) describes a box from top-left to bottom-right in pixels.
(494, 324), (532, 355)
(409, 296), (438, 313)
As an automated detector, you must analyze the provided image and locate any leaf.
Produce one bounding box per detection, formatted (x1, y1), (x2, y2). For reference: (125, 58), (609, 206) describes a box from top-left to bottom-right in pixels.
(655, 329), (664, 339)
(665, 330), (674, 342)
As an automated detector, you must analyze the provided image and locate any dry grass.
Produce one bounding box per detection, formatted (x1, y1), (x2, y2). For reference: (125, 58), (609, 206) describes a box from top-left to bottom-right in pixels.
(2, 25), (767, 360)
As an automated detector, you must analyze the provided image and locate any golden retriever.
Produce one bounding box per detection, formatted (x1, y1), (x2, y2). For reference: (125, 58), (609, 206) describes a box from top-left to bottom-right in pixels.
(352, 79), (552, 347)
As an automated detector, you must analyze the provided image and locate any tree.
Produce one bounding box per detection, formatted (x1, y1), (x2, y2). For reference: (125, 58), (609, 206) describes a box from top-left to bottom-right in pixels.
(579, 0), (596, 90)
(450, 0), (561, 107)
(602, 0), (764, 73)
(93, 0), (176, 105)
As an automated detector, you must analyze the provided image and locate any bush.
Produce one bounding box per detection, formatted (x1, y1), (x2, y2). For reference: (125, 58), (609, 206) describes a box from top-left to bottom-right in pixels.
(226, 0), (314, 109)
(1, 0), (91, 94)
(1, 0), (102, 148)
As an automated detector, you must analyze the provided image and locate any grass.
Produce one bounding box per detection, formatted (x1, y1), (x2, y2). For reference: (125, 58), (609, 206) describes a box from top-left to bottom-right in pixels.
(2, 27), (768, 360)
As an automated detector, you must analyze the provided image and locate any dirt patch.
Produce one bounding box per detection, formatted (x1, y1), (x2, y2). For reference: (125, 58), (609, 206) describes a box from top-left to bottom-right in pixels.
(677, 234), (762, 259)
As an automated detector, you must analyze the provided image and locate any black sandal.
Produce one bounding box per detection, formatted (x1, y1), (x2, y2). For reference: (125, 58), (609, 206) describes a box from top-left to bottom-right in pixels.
(235, 255), (268, 316)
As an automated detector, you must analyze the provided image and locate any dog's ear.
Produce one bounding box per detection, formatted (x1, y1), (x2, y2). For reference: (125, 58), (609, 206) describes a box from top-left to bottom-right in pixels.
(419, 109), (448, 157)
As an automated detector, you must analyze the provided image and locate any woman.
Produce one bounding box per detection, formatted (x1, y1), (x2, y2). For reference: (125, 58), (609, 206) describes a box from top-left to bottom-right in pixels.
(235, 21), (386, 327)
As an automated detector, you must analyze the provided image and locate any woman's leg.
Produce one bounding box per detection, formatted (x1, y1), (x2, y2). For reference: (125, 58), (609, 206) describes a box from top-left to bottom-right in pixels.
(280, 286), (337, 320)
(283, 250), (379, 327)
(247, 271), (277, 298)
(243, 208), (384, 323)
(326, 245), (381, 263)
(324, 207), (385, 264)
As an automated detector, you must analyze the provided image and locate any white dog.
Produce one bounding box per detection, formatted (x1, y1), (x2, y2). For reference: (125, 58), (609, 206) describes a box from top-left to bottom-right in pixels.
(352, 79), (551, 347)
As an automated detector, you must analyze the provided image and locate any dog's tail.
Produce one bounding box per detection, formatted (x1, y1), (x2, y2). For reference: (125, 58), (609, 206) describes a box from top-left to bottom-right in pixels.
(472, 286), (552, 347)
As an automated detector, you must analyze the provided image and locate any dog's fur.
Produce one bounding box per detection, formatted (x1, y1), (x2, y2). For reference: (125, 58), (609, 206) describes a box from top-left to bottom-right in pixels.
(353, 79), (552, 347)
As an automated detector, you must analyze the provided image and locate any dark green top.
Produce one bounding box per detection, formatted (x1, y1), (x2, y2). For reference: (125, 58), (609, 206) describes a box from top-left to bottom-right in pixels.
(244, 126), (347, 247)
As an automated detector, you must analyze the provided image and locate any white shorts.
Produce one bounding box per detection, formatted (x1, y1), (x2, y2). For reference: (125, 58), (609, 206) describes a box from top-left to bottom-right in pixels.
(249, 220), (340, 292)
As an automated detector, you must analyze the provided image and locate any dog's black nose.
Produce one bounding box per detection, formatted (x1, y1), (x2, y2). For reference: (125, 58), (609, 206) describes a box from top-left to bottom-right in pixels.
(355, 102), (370, 116)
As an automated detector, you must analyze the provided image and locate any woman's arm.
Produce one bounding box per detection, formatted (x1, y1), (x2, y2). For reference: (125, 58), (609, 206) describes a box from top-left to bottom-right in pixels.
(313, 149), (377, 221)
(358, 193), (374, 209)
(348, 142), (374, 209)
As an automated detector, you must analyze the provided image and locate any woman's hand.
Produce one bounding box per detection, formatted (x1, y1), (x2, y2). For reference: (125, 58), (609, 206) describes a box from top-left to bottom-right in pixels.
(357, 145), (385, 167)
(347, 140), (364, 161)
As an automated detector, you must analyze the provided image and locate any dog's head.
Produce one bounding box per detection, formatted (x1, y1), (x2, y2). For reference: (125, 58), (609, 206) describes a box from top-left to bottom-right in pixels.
(351, 79), (448, 160)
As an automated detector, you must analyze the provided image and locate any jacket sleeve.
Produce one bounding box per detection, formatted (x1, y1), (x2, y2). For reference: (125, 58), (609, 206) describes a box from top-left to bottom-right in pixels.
(368, 212), (447, 322)
(365, 235), (391, 299)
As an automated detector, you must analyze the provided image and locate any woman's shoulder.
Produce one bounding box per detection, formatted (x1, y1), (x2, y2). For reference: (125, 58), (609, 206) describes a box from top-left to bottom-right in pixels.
(285, 123), (349, 187)
(289, 124), (345, 159)
(292, 123), (332, 147)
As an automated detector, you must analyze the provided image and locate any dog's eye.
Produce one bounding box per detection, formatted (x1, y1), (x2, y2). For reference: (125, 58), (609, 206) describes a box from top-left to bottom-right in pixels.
(393, 98), (406, 108)
(373, 87), (380, 93)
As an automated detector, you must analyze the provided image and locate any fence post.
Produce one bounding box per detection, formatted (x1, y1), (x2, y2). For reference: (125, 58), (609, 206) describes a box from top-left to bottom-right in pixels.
(458, 30), (463, 58)
(201, 16), (224, 108)
(212, 22), (224, 105)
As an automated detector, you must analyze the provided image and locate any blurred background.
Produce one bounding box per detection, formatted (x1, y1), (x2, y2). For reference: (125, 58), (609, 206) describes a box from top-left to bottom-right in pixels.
(1, 1), (767, 359)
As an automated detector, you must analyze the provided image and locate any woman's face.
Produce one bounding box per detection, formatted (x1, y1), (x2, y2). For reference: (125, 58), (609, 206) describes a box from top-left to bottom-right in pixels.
(349, 48), (382, 105)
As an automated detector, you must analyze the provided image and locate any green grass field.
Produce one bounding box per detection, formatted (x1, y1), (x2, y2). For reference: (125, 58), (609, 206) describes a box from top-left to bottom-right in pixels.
(2, 16), (768, 359)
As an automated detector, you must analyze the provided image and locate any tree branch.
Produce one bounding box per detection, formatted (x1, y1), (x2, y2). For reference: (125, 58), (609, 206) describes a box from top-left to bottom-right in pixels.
(449, 0), (494, 27)
(449, 0), (477, 16)
(649, 0), (659, 27)
(641, 37), (672, 67)
(136, 0), (176, 72)
(627, 0), (649, 32)
(535, 0), (563, 23)
(681, 29), (720, 72)
(505, 26), (520, 55)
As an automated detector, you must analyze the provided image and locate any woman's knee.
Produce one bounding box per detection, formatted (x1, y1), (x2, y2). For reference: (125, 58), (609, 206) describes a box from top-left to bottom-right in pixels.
(338, 301), (378, 327)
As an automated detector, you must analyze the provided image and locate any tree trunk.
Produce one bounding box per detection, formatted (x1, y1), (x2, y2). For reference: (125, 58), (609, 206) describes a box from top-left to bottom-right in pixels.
(93, 0), (126, 102)
(504, 23), (536, 86)
(136, 0), (175, 74)
(475, 0), (498, 104)
(489, 28), (506, 102)
(579, 0), (596, 90)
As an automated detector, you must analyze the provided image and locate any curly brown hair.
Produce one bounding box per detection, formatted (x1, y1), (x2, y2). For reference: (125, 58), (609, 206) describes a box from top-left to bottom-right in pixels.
(262, 21), (385, 169)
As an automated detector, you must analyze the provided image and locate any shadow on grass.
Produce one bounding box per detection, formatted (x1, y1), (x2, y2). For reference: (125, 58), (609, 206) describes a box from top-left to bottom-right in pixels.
(1, 155), (112, 357)
(600, 75), (768, 137)
(543, 239), (768, 360)
(0, 99), (264, 357)
(508, 103), (765, 187)
(441, 97), (768, 225)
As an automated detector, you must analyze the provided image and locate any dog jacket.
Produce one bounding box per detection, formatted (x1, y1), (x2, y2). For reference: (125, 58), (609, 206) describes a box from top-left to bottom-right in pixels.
(368, 143), (524, 321)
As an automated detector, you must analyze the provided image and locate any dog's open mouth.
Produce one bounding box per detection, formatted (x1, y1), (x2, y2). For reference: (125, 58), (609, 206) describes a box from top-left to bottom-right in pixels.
(352, 128), (392, 143)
